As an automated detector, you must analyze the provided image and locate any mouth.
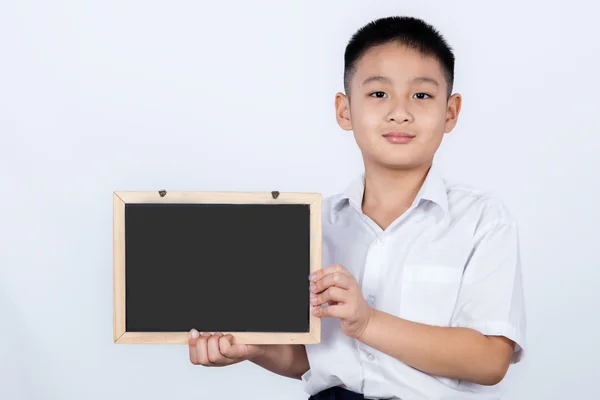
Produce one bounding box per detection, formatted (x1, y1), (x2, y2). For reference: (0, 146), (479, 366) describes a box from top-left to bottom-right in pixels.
(382, 132), (416, 144)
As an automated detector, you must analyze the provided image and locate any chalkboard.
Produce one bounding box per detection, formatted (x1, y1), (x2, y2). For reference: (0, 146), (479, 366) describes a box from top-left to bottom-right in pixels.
(113, 190), (322, 345)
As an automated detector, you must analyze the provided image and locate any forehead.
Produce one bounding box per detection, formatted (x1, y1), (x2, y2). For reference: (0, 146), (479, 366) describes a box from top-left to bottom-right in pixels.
(352, 42), (445, 84)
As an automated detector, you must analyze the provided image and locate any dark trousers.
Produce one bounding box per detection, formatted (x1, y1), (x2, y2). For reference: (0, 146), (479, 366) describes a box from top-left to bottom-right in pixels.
(308, 386), (365, 400)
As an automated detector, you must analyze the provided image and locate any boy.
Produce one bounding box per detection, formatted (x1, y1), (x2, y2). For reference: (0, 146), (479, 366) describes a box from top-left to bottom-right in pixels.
(187, 16), (526, 400)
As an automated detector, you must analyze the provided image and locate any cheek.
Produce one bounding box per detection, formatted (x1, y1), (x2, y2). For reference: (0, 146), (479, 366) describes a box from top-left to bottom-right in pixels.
(352, 117), (382, 151)
(416, 106), (445, 129)
(351, 103), (381, 134)
(415, 107), (447, 142)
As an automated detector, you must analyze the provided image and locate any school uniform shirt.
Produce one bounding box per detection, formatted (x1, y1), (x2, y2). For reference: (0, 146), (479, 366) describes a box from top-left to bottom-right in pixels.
(301, 164), (527, 400)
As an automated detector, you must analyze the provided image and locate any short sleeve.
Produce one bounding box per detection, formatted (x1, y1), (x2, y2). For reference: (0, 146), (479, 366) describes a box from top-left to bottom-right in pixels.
(450, 220), (527, 363)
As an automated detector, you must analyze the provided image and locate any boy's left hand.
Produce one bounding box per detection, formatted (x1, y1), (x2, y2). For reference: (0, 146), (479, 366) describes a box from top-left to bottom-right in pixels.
(309, 264), (374, 339)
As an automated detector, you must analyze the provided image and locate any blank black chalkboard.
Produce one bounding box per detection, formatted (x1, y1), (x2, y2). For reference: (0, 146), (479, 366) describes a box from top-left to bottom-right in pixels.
(113, 190), (322, 345)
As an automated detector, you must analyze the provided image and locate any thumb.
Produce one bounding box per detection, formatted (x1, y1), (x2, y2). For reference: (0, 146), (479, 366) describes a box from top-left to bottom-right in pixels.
(218, 334), (250, 360)
(314, 303), (340, 318)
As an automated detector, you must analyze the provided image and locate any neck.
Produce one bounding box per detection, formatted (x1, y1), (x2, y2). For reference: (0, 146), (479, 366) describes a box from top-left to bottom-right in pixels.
(361, 161), (431, 226)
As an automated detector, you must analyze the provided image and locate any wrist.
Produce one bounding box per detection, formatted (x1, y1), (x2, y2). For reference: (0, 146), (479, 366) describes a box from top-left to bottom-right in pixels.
(248, 345), (268, 361)
(356, 307), (377, 342)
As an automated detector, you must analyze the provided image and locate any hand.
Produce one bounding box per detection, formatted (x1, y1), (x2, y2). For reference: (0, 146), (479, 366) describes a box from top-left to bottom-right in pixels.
(309, 264), (374, 339)
(188, 329), (264, 366)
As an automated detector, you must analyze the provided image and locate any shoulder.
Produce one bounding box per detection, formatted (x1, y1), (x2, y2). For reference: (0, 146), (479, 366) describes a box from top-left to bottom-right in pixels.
(444, 181), (518, 237)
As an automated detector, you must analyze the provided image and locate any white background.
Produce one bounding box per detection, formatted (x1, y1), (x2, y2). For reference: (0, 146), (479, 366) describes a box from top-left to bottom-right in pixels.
(1, 1), (598, 399)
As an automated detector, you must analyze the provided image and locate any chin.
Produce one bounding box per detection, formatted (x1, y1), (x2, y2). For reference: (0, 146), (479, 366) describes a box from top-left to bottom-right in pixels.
(369, 157), (420, 171)
(370, 151), (434, 171)
(382, 162), (422, 171)
(359, 145), (433, 171)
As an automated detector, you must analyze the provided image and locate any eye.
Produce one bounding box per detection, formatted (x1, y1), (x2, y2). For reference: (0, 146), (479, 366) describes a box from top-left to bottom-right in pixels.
(370, 91), (387, 98)
(413, 93), (432, 99)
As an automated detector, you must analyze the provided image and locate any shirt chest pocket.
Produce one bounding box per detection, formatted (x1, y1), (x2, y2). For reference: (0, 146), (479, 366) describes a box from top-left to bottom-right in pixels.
(398, 264), (464, 327)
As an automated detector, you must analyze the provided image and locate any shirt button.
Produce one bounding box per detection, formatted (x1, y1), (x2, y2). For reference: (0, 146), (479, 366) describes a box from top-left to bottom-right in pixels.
(367, 295), (375, 305)
(367, 353), (375, 361)
(376, 237), (384, 245)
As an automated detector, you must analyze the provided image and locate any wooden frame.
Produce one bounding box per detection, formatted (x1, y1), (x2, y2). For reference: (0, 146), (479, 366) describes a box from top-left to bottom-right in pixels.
(113, 190), (322, 345)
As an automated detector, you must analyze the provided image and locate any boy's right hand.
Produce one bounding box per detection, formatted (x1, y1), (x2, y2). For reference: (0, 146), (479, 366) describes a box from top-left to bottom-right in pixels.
(188, 329), (264, 366)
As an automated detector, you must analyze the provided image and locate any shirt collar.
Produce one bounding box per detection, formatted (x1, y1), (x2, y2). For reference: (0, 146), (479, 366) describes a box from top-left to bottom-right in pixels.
(330, 163), (449, 222)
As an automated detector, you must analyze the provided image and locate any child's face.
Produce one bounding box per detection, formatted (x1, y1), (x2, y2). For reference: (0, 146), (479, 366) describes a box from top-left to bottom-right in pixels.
(335, 42), (461, 171)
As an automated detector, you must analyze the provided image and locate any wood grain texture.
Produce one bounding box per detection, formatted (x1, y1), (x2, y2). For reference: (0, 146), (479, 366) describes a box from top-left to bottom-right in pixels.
(112, 190), (322, 345)
(113, 193), (126, 342)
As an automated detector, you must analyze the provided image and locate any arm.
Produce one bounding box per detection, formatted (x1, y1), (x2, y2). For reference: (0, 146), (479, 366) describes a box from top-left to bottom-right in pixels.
(188, 330), (309, 380)
(311, 219), (525, 387)
(358, 311), (514, 385)
(311, 272), (513, 386)
(250, 344), (309, 380)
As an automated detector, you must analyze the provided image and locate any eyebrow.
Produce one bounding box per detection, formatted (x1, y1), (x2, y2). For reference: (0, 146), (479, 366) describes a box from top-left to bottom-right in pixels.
(361, 75), (440, 87)
(410, 76), (440, 86)
(361, 75), (393, 86)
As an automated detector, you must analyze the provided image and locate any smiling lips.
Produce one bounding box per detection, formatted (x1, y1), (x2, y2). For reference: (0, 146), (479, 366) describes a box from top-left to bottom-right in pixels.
(382, 132), (415, 144)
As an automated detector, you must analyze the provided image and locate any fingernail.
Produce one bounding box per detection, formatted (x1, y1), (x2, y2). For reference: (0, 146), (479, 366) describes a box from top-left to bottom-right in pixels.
(309, 273), (314, 280)
(190, 329), (199, 339)
(310, 295), (317, 304)
(310, 283), (316, 292)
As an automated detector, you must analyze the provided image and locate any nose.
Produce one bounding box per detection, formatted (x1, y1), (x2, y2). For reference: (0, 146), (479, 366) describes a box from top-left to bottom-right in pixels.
(386, 98), (412, 123)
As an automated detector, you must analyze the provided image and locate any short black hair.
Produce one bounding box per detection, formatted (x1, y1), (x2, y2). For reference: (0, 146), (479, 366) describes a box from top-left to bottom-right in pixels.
(344, 16), (455, 99)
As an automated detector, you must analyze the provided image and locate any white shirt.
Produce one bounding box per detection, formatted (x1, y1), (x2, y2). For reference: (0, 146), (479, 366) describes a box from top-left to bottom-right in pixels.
(302, 164), (526, 400)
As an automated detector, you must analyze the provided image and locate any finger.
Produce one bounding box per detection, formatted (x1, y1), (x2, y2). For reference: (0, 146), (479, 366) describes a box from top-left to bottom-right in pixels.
(207, 333), (227, 364)
(311, 271), (353, 294)
(196, 333), (213, 365)
(309, 264), (350, 284)
(311, 286), (347, 306)
(219, 334), (246, 359)
(312, 303), (344, 318)
(188, 329), (200, 364)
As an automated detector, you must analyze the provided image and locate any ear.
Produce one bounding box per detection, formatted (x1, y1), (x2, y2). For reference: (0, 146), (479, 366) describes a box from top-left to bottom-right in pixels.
(335, 92), (352, 131)
(444, 93), (462, 133)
